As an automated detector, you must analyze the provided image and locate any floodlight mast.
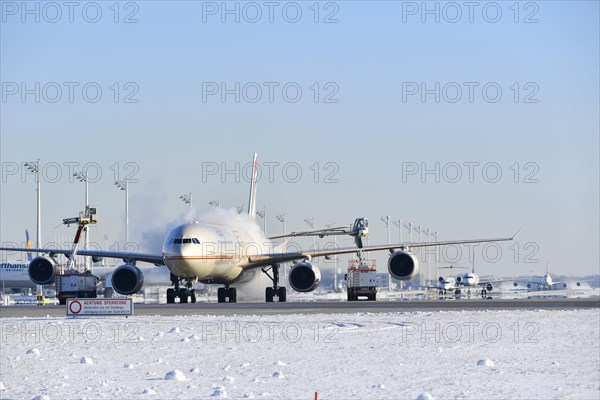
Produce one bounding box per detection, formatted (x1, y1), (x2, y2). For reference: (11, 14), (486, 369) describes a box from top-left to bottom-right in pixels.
(24, 160), (42, 296)
(74, 171), (90, 271)
(114, 180), (129, 245)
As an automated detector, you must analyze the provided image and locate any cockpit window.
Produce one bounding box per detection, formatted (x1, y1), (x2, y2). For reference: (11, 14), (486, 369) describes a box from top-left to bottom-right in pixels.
(173, 238), (200, 245)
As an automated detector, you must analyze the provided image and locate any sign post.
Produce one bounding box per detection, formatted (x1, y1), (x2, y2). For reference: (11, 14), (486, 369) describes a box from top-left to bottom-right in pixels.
(66, 298), (133, 316)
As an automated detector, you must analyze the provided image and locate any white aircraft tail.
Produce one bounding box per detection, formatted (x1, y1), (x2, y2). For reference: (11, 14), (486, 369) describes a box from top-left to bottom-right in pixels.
(247, 153), (258, 219)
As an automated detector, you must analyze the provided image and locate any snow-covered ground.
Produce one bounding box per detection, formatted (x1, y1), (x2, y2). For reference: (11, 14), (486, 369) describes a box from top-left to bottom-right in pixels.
(1, 310), (599, 399)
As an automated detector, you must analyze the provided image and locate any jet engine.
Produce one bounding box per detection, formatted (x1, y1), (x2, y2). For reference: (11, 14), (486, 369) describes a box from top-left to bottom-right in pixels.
(28, 256), (58, 285)
(288, 262), (321, 292)
(111, 264), (144, 295)
(388, 251), (419, 280)
(485, 283), (493, 292)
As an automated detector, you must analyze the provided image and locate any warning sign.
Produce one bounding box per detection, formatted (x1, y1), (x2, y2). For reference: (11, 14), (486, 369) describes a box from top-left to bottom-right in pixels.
(66, 298), (133, 316)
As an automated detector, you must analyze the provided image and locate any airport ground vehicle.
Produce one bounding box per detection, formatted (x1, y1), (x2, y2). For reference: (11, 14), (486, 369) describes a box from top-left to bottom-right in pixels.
(50, 208), (99, 304)
(55, 273), (98, 304)
(346, 258), (377, 301)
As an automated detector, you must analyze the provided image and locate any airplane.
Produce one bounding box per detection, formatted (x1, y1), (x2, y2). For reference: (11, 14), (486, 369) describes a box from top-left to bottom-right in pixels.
(0, 230), (36, 290)
(0, 153), (522, 304)
(426, 266), (492, 298)
(455, 262), (498, 297)
(512, 262), (584, 291)
(429, 275), (459, 296)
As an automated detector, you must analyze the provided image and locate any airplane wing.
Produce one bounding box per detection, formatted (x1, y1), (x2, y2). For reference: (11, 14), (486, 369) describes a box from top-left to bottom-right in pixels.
(0, 247), (165, 266)
(242, 228), (522, 270)
(1, 227), (522, 271)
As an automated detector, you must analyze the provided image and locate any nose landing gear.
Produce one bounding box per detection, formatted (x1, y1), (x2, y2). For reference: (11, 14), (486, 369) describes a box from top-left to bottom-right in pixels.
(166, 274), (197, 304)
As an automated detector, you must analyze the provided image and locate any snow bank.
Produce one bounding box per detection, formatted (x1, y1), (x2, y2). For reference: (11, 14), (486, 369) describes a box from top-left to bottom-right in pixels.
(0, 310), (598, 399)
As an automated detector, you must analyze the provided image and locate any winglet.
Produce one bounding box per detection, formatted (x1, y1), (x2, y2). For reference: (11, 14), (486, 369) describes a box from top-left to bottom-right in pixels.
(511, 226), (524, 240)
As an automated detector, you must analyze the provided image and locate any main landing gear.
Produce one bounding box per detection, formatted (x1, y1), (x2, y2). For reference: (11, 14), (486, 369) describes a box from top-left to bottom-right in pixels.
(166, 273), (197, 304)
(262, 264), (286, 303)
(217, 285), (237, 303)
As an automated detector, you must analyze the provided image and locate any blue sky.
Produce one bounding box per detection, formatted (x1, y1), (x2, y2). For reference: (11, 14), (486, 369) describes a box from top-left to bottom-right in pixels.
(1, 1), (598, 277)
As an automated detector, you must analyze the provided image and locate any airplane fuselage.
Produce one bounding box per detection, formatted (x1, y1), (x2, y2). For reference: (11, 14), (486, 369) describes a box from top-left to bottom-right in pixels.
(161, 222), (270, 283)
(0, 262), (35, 289)
(439, 277), (457, 290)
(458, 273), (480, 287)
(542, 273), (553, 287)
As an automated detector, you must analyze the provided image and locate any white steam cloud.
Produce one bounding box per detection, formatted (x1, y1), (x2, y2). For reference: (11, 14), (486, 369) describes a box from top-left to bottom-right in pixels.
(126, 192), (271, 254)
(122, 189), (280, 301)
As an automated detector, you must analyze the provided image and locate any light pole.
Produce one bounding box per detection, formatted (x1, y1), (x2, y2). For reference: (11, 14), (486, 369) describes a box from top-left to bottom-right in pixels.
(103, 235), (108, 267)
(304, 217), (315, 247)
(276, 214), (286, 234)
(208, 200), (220, 208)
(424, 228), (431, 284)
(74, 171), (90, 271)
(24, 160), (41, 296)
(434, 231), (439, 279)
(380, 216), (390, 244)
(380, 216), (391, 290)
(180, 193), (192, 209)
(24, 160), (41, 249)
(256, 206), (267, 234)
(326, 222), (338, 291)
(417, 225), (422, 287)
(406, 222), (413, 242)
(276, 213), (286, 283)
(114, 180), (129, 245)
(393, 219), (403, 243)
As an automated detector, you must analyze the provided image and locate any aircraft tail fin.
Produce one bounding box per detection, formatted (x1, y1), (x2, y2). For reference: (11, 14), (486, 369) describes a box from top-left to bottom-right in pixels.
(26, 229), (32, 262)
(247, 153), (258, 219)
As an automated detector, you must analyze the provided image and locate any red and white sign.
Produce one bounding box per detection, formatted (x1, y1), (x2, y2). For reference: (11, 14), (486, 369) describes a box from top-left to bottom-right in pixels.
(66, 298), (133, 316)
